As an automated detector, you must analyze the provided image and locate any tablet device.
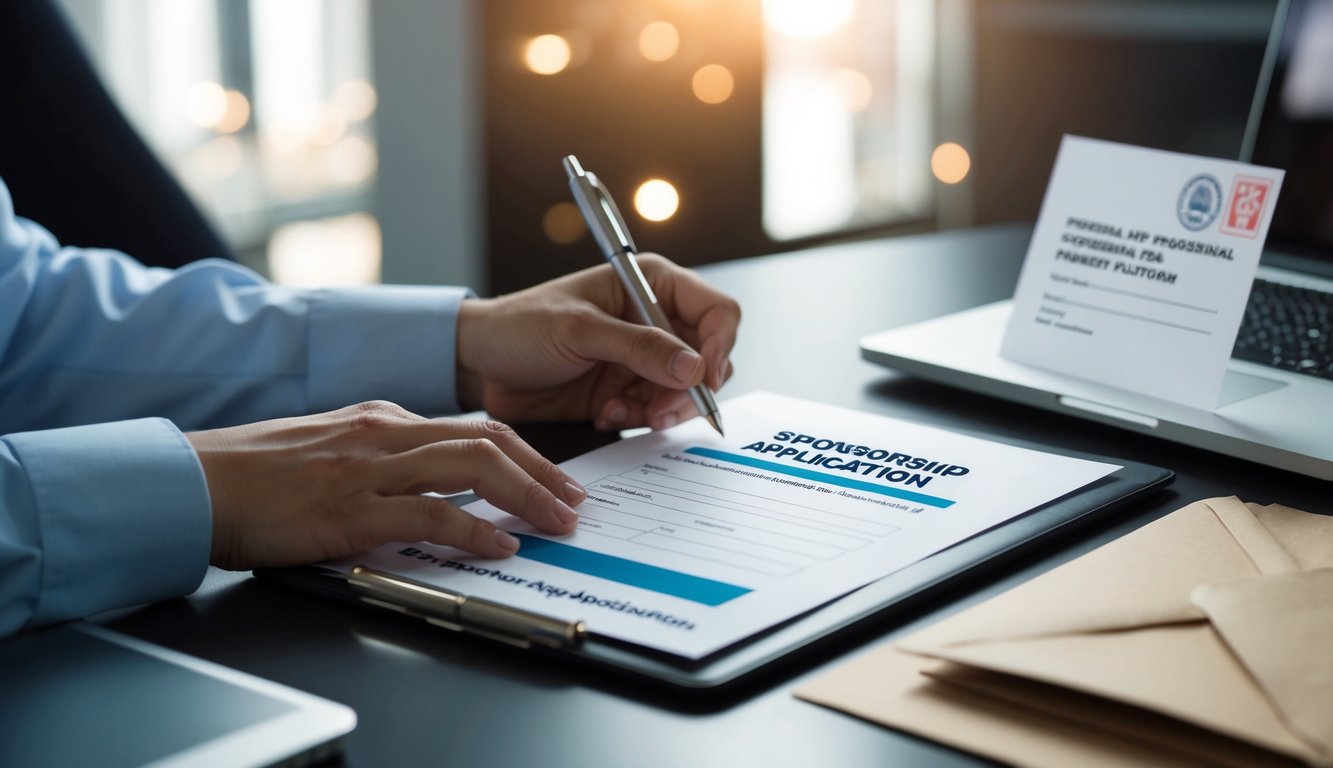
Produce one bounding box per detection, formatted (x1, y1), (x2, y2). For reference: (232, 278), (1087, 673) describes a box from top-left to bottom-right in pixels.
(0, 623), (356, 768)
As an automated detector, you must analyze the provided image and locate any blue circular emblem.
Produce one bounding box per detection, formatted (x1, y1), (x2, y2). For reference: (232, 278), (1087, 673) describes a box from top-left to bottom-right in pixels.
(1177, 174), (1223, 231)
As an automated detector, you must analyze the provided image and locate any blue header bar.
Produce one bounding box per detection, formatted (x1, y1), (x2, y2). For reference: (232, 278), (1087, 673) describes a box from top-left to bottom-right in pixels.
(683, 447), (955, 508)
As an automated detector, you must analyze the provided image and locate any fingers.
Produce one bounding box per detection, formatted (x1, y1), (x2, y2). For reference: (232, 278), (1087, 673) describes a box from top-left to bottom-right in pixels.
(564, 308), (708, 390)
(372, 417), (585, 506)
(357, 496), (523, 559)
(331, 403), (585, 553)
(377, 435), (579, 534)
(636, 254), (741, 390)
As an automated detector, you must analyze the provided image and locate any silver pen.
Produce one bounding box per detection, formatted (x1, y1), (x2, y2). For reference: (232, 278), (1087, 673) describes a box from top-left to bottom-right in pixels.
(563, 155), (725, 437)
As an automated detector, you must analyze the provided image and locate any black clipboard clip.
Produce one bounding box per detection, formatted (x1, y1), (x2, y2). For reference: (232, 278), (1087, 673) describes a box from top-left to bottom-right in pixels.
(345, 566), (587, 650)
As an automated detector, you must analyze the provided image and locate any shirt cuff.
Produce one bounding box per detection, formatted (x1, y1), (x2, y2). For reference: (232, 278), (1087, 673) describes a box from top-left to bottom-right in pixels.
(6, 418), (211, 626)
(306, 285), (474, 416)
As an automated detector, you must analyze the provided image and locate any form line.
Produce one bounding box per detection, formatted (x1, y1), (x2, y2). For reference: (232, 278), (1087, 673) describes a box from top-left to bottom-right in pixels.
(636, 471), (899, 535)
(610, 477), (874, 546)
(1046, 296), (1212, 334)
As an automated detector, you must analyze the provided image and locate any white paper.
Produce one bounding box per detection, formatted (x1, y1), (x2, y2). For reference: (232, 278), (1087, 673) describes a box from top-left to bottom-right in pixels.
(330, 392), (1119, 659)
(1001, 135), (1284, 410)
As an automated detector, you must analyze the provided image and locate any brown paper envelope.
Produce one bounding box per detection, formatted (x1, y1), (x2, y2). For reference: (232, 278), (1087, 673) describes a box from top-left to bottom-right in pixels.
(901, 498), (1264, 650)
(897, 497), (1333, 764)
(921, 661), (1301, 768)
(1243, 504), (1333, 571)
(796, 648), (1264, 768)
(919, 622), (1313, 760)
(1194, 569), (1333, 765)
(799, 498), (1333, 766)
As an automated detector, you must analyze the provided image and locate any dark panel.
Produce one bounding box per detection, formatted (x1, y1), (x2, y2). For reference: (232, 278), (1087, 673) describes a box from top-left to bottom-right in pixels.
(971, 1), (1272, 226)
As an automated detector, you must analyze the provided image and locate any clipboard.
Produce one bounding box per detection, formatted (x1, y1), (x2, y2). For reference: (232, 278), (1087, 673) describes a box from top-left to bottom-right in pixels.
(257, 442), (1171, 694)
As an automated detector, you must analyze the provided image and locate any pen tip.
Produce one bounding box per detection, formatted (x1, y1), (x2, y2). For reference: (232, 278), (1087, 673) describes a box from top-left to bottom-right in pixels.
(706, 413), (725, 437)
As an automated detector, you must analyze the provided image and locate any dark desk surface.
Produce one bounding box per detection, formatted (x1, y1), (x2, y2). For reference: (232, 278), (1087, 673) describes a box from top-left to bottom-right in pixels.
(105, 225), (1329, 767)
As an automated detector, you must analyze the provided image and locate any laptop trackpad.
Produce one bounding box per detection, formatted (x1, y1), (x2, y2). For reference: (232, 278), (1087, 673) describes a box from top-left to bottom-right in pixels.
(1218, 370), (1287, 408)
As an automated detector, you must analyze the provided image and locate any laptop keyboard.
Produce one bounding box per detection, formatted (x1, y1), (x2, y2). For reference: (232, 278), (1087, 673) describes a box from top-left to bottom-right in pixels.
(1232, 278), (1333, 380)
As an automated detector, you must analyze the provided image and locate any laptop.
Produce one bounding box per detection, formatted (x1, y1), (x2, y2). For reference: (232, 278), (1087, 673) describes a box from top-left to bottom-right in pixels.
(860, 0), (1333, 481)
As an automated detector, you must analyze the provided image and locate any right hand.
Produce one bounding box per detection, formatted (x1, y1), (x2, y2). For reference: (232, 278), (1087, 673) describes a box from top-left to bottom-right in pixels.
(186, 401), (585, 570)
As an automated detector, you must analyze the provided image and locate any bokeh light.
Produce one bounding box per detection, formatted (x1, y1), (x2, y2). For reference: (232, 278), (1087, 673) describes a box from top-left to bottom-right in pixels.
(638, 21), (680, 62)
(326, 135), (378, 186)
(692, 64), (735, 105)
(761, 0), (855, 39)
(931, 142), (972, 184)
(833, 68), (873, 112)
(524, 34), (572, 75)
(543, 202), (587, 244)
(334, 78), (378, 122)
(185, 81), (228, 128)
(269, 213), (382, 287)
(214, 90), (251, 133)
(634, 179), (680, 222)
(310, 105), (348, 147)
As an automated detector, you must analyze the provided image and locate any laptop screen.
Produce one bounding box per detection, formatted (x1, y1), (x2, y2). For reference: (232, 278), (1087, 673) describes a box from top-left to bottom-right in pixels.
(1244, 0), (1333, 273)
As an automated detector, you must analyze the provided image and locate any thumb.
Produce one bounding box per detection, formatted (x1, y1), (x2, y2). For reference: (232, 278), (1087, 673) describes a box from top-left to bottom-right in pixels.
(566, 312), (705, 389)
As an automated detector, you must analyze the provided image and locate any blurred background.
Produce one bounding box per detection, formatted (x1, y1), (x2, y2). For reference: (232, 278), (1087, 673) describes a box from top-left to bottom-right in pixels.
(50, 0), (1276, 294)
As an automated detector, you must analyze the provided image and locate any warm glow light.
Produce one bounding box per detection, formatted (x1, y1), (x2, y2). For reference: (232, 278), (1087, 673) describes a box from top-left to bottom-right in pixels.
(263, 105), (321, 154)
(833, 68), (873, 112)
(543, 202), (586, 244)
(185, 81), (228, 128)
(310, 105), (348, 147)
(634, 179), (680, 222)
(638, 21), (680, 62)
(326, 135), (378, 186)
(269, 213), (382, 287)
(692, 64), (735, 105)
(931, 142), (971, 184)
(215, 90), (251, 133)
(335, 78), (378, 121)
(763, 73), (856, 239)
(524, 34), (572, 75)
(762, 0), (855, 40)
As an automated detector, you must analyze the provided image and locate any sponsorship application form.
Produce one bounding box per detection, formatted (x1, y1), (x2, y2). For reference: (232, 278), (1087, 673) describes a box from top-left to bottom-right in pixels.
(333, 392), (1118, 659)
(1002, 135), (1284, 410)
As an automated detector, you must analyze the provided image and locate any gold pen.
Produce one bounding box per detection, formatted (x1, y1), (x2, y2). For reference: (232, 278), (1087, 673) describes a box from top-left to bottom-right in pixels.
(348, 566), (587, 649)
(563, 154), (725, 437)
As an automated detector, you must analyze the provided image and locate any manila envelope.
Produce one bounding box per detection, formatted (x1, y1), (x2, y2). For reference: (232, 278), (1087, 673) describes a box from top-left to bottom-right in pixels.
(797, 497), (1333, 767)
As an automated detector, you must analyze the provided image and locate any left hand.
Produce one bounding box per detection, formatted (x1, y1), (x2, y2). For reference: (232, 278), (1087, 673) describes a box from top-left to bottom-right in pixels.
(456, 253), (740, 431)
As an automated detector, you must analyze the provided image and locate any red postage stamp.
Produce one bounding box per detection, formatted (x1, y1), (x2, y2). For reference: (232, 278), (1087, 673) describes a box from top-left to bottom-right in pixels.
(1220, 175), (1274, 238)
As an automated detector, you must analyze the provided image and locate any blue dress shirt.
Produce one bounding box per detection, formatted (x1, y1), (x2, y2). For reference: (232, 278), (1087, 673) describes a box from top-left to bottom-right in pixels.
(0, 178), (470, 635)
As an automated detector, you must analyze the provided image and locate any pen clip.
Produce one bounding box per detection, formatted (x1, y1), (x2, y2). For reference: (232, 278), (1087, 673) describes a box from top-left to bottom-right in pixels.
(347, 565), (587, 650)
(563, 154), (637, 256)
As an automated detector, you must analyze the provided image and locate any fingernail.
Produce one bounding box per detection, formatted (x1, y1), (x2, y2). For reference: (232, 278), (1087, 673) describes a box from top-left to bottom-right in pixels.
(605, 402), (628, 424)
(494, 530), (520, 554)
(655, 412), (678, 430)
(564, 481), (587, 504)
(670, 349), (703, 384)
(553, 500), (579, 526)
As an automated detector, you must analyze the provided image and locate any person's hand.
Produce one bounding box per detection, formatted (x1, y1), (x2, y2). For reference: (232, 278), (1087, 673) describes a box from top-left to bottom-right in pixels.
(457, 253), (740, 431)
(186, 401), (585, 570)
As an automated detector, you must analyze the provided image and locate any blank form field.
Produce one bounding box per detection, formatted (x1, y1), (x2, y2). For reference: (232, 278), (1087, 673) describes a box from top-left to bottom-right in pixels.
(580, 458), (904, 579)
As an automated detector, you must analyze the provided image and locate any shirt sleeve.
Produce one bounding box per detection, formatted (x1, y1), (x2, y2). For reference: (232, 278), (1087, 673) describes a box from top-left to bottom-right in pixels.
(0, 418), (211, 636)
(0, 174), (474, 636)
(0, 176), (472, 434)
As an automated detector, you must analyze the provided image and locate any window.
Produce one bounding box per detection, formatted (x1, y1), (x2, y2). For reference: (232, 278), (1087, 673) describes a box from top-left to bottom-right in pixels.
(58, 0), (380, 285)
(762, 0), (936, 240)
